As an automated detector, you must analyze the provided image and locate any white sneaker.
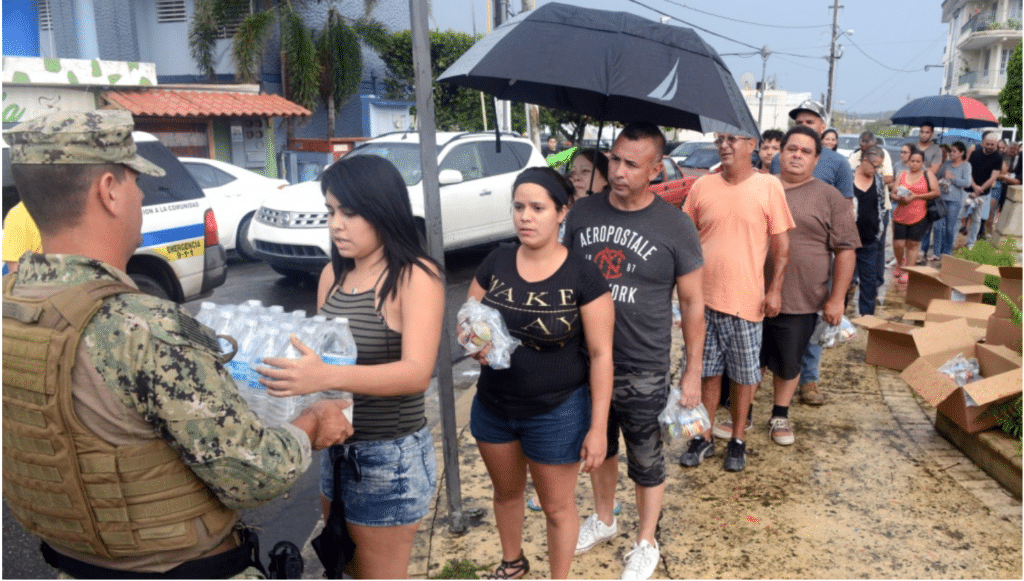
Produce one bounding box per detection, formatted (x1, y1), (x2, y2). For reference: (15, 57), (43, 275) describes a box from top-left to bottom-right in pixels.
(575, 513), (617, 555)
(621, 539), (660, 580)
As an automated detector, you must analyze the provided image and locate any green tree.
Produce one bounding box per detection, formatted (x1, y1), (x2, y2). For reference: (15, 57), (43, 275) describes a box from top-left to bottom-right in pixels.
(377, 29), (532, 132)
(998, 41), (1022, 135)
(189, 1), (372, 137)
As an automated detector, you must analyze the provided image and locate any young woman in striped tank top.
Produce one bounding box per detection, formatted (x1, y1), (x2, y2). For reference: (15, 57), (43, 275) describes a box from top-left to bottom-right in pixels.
(261, 155), (444, 579)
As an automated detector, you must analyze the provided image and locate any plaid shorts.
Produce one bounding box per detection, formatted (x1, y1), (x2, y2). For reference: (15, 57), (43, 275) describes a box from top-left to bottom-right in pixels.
(701, 307), (763, 385)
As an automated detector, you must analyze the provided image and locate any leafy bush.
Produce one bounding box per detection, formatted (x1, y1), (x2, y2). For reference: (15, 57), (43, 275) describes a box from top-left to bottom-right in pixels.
(990, 395), (1023, 455)
(953, 238), (1019, 304)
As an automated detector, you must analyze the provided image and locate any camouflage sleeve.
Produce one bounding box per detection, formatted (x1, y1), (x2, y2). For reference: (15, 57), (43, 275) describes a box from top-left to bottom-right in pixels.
(84, 295), (311, 509)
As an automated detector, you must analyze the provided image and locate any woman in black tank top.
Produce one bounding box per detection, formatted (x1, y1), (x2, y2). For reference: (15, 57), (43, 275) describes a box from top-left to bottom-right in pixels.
(260, 156), (443, 579)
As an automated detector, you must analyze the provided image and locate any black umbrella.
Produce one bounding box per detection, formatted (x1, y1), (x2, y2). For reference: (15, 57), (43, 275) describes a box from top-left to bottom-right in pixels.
(438, 2), (758, 136)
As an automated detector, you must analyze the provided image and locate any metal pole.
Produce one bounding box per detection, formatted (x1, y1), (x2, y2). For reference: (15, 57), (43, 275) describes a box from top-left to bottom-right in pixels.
(758, 45), (769, 131)
(825, 0), (840, 118)
(494, 0), (509, 131)
(408, 0), (467, 535)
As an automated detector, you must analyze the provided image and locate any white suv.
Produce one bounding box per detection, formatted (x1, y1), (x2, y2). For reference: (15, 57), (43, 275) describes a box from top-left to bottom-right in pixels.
(248, 131), (546, 276)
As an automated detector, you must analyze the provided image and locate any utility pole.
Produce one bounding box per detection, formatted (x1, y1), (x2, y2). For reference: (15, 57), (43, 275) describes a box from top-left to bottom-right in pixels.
(409, 0), (466, 535)
(825, 0), (843, 118)
(493, 0), (511, 131)
(758, 45), (770, 131)
(523, 0), (540, 144)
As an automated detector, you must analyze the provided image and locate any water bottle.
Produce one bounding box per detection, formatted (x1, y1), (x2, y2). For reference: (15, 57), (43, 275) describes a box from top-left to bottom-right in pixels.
(319, 317), (357, 423)
(209, 308), (236, 356)
(249, 327), (284, 424)
(228, 319), (263, 415)
(195, 301), (218, 326)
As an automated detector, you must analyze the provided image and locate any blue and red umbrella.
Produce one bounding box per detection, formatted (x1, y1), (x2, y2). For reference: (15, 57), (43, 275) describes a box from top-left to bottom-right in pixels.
(891, 95), (998, 129)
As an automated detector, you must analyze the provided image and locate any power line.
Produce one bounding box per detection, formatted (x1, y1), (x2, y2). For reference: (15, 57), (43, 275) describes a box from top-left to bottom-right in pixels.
(844, 36), (937, 73)
(658, 0), (831, 29)
(626, 0), (820, 59)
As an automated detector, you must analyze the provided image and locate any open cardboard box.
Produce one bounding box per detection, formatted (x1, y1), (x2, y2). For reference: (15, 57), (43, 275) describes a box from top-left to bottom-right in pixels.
(986, 315), (1022, 352)
(903, 255), (1000, 311)
(852, 316), (975, 371)
(900, 341), (1023, 434)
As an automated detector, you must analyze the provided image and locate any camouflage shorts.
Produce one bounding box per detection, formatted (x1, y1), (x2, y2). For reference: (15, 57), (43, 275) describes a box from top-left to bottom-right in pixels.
(606, 370), (670, 487)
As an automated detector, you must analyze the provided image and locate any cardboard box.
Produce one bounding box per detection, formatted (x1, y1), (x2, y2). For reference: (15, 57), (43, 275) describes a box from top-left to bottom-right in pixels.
(985, 315), (1022, 352)
(923, 300), (996, 330)
(900, 342), (1023, 434)
(852, 317), (974, 371)
(903, 256), (999, 311)
(993, 266), (1022, 319)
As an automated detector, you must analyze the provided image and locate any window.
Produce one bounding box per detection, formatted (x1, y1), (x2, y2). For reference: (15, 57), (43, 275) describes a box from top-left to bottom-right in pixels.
(1000, 48), (1010, 73)
(440, 144), (484, 181)
(478, 142), (529, 177)
(38, 0), (51, 31)
(214, 0), (253, 39)
(156, 0), (187, 23)
(183, 163), (236, 189)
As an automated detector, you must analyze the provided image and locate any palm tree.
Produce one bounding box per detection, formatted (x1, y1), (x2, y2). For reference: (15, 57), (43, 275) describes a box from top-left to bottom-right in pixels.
(189, 0), (376, 138)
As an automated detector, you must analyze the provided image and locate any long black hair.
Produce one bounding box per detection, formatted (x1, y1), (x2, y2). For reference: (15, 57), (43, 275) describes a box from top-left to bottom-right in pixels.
(320, 155), (442, 311)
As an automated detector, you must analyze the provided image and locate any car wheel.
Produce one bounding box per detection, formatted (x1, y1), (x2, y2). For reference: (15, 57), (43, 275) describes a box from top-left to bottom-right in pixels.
(236, 214), (258, 261)
(271, 265), (310, 280)
(130, 274), (172, 301)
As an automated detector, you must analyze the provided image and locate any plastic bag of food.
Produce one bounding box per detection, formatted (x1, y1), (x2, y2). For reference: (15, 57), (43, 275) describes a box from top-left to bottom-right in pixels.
(938, 353), (981, 387)
(456, 297), (521, 370)
(659, 386), (711, 444)
(810, 315), (857, 348)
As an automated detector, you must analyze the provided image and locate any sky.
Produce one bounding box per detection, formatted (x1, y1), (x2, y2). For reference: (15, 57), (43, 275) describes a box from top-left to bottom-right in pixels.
(427, 0), (951, 116)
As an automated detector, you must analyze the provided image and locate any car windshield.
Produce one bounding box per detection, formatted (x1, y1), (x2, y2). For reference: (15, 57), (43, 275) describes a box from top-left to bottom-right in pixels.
(837, 136), (860, 151)
(670, 141), (709, 158)
(346, 142), (436, 186)
(681, 148), (719, 168)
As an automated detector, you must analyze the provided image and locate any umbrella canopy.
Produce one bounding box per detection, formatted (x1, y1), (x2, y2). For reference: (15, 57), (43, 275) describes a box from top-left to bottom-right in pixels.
(438, 2), (758, 136)
(937, 128), (983, 145)
(891, 95), (998, 129)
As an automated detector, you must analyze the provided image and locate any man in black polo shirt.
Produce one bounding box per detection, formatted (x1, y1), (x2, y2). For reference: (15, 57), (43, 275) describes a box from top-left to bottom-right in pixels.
(965, 131), (1003, 248)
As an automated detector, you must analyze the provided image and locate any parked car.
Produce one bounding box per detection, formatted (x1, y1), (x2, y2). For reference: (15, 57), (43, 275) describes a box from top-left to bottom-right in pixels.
(677, 146), (720, 177)
(650, 158), (696, 209)
(180, 157), (288, 260)
(669, 140), (713, 166)
(247, 131), (547, 277)
(1, 133), (227, 302)
(836, 133), (862, 158)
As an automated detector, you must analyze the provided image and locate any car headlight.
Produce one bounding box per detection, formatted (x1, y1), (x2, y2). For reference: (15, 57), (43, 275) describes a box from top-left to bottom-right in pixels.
(255, 207), (329, 228)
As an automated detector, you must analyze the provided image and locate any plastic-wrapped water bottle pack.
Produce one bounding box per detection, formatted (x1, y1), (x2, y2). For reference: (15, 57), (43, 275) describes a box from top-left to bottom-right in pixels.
(196, 300), (357, 426)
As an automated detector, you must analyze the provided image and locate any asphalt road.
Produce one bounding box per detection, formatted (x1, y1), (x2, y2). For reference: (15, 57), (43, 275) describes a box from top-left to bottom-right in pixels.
(2, 247), (494, 579)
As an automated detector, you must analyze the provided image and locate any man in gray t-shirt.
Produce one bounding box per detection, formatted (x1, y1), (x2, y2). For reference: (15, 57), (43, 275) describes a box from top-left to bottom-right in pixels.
(564, 122), (704, 580)
(916, 121), (942, 175)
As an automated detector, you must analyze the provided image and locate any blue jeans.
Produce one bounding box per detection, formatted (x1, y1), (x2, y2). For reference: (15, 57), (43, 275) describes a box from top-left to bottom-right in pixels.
(854, 239), (880, 315)
(799, 337), (822, 385)
(875, 210), (890, 288)
(966, 194), (989, 247)
(933, 200), (962, 258)
(920, 221), (934, 256)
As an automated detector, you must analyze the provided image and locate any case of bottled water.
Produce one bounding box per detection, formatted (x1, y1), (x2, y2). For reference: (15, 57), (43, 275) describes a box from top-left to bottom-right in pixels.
(195, 302), (358, 426)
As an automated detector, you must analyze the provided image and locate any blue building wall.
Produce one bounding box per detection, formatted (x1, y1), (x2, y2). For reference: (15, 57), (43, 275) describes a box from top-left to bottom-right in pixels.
(9, 0), (411, 164)
(2, 0), (41, 56)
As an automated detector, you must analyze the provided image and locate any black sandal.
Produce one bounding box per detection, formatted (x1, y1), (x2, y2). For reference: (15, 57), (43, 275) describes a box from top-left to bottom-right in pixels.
(483, 550), (530, 579)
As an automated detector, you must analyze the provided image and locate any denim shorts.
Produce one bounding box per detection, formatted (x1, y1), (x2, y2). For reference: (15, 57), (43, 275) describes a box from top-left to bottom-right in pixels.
(319, 426), (437, 527)
(470, 385), (591, 465)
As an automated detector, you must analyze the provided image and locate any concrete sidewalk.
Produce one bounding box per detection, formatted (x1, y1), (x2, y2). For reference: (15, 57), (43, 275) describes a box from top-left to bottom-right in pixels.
(401, 280), (1021, 579)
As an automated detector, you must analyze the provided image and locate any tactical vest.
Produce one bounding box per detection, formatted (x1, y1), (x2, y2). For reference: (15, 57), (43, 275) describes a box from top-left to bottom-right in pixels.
(2, 275), (236, 561)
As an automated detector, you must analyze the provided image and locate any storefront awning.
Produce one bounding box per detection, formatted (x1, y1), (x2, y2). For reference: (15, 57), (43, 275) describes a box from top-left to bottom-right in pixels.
(104, 89), (311, 118)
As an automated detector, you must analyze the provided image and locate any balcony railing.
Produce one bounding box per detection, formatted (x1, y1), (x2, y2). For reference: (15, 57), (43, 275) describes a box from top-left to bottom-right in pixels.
(957, 68), (1009, 91)
(961, 14), (1023, 35)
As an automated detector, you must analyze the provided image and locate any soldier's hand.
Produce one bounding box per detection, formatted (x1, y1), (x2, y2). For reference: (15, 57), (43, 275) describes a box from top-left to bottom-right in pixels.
(293, 399), (353, 449)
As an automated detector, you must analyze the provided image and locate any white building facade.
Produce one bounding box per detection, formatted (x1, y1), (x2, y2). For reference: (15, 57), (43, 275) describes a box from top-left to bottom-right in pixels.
(941, 0), (1022, 120)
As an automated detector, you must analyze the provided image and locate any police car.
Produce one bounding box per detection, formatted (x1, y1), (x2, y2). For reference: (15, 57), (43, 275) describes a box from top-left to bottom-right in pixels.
(2, 132), (226, 302)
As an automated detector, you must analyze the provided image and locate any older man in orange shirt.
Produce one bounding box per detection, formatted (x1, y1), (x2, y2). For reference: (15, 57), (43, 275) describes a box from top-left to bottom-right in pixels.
(682, 130), (794, 472)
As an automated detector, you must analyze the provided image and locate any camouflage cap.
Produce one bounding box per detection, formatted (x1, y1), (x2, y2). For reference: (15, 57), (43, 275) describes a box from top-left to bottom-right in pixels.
(4, 110), (165, 177)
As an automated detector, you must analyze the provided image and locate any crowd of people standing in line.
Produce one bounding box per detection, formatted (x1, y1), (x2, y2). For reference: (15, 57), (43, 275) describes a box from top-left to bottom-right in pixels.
(2, 103), (1020, 581)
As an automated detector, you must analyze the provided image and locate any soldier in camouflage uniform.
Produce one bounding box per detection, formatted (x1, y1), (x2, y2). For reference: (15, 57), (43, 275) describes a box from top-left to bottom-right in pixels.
(2, 110), (353, 579)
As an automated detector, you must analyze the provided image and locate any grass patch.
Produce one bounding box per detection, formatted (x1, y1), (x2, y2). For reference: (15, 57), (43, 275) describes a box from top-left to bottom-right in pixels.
(431, 559), (491, 579)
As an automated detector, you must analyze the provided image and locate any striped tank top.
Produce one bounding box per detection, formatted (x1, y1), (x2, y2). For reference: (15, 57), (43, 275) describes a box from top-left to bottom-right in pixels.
(319, 286), (426, 442)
